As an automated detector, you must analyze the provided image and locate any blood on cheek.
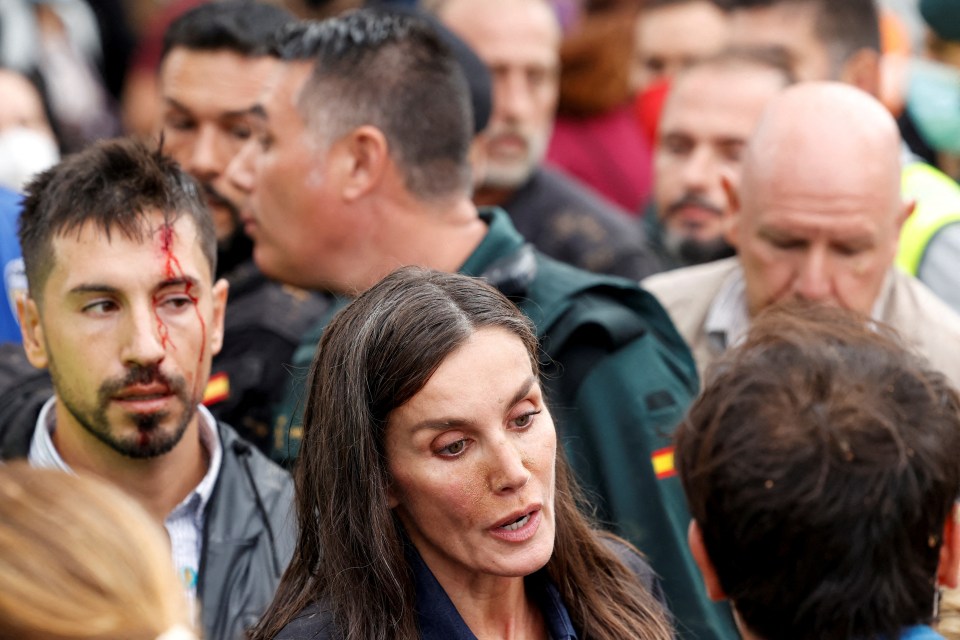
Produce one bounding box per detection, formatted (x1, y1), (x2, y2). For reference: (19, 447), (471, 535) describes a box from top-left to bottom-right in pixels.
(156, 225), (207, 365)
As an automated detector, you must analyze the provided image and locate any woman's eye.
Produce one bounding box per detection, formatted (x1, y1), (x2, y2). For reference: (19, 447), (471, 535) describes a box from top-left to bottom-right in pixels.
(438, 439), (467, 457)
(513, 410), (541, 428)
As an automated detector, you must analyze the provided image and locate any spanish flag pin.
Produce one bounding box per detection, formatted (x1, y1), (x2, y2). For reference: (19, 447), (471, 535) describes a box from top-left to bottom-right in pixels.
(652, 446), (676, 480)
(202, 372), (230, 406)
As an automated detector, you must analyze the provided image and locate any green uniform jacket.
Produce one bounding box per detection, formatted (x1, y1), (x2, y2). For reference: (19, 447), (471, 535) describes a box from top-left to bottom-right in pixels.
(272, 209), (738, 640)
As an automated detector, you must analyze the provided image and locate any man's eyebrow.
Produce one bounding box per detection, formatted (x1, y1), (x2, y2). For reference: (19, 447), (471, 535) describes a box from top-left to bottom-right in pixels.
(248, 104), (267, 121)
(165, 97), (263, 121)
(67, 284), (120, 297)
(66, 277), (201, 297)
(157, 276), (201, 291)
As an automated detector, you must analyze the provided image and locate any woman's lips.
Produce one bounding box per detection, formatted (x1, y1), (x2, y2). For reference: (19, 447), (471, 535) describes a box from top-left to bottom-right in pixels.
(489, 508), (542, 543)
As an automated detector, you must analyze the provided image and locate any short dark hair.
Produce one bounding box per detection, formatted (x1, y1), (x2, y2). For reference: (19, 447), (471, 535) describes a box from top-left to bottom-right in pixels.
(680, 44), (798, 85)
(676, 304), (960, 640)
(19, 137), (216, 301)
(643, 0), (721, 10)
(160, 0), (295, 63)
(718, 0), (881, 72)
(271, 9), (473, 200)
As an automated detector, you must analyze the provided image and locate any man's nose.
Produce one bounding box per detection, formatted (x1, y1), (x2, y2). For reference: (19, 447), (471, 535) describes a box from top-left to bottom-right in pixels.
(226, 138), (258, 195)
(794, 249), (832, 302)
(680, 146), (714, 193)
(496, 70), (535, 123)
(121, 303), (167, 367)
(186, 126), (222, 180)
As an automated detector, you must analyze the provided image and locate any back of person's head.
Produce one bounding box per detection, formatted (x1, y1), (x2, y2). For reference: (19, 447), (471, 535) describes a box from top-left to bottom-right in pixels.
(270, 9), (473, 201)
(718, 0), (881, 67)
(686, 44), (796, 82)
(18, 137), (215, 303)
(161, 0), (295, 62)
(676, 304), (960, 639)
(0, 462), (197, 640)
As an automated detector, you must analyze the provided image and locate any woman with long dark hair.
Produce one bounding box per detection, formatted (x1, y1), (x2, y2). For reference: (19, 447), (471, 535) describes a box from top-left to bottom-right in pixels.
(254, 267), (673, 640)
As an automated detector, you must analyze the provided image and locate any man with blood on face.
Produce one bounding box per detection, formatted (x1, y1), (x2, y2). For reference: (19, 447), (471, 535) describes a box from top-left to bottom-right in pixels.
(26, 212), (221, 459)
(7, 137), (296, 640)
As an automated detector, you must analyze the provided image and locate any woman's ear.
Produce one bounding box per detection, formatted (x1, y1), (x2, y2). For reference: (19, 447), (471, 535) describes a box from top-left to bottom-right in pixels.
(386, 483), (399, 509)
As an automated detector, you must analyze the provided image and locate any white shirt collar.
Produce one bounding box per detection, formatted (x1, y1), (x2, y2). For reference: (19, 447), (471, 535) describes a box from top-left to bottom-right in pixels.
(28, 397), (223, 513)
(704, 263), (892, 351)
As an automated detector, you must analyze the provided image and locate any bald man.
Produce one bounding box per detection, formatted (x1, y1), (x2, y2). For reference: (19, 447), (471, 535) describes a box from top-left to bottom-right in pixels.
(719, 0), (960, 316)
(644, 82), (960, 385)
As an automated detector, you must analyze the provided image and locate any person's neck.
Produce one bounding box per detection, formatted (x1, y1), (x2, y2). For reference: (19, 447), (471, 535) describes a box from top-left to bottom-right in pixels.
(473, 185), (517, 208)
(441, 572), (547, 640)
(52, 407), (209, 522)
(352, 195), (488, 293)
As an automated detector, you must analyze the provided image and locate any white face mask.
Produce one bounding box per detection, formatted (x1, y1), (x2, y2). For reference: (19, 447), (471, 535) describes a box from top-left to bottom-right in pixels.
(0, 126), (59, 192)
(907, 57), (960, 154)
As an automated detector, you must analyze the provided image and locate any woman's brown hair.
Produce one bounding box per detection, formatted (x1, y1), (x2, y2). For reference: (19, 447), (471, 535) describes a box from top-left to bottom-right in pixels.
(254, 267), (672, 640)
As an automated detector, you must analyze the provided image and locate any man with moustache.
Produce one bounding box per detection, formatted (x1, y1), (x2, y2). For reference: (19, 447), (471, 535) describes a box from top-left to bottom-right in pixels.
(427, 0), (661, 280)
(0, 138), (295, 640)
(159, 0), (329, 451)
(717, 0), (960, 314)
(646, 47), (793, 268)
(644, 83), (960, 385)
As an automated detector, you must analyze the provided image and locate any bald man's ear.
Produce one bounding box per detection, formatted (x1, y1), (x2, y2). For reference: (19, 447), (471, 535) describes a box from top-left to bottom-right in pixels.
(339, 125), (389, 201)
(840, 48), (882, 98)
(938, 504), (960, 589)
(721, 172), (741, 249)
(689, 520), (727, 602)
(897, 199), (916, 233)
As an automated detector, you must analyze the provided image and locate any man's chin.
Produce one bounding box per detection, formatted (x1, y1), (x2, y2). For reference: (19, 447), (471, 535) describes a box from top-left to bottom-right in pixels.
(480, 161), (536, 191)
(665, 233), (736, 267)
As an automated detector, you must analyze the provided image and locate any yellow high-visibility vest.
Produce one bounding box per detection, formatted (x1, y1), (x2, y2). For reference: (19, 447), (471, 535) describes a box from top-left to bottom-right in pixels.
(897, 161), (960, 275)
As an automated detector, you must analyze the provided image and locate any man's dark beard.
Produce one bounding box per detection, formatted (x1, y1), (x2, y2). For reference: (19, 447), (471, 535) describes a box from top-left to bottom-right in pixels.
(52, 361), (195, 460)
(204, 182), (254, 278)
(203, 183), (240, 220)
(662, 194), (735, 266)
(665, 232), (736, 266)
(217, 226), (255, 279)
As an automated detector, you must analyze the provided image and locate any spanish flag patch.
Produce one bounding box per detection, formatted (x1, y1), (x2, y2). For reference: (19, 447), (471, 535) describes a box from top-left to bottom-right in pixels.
(202, 372), (230, 406)
(652, 446), (676, 480)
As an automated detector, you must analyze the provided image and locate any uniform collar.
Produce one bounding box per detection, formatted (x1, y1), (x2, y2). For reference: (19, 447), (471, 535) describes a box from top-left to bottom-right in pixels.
(458, 208), (525, 278)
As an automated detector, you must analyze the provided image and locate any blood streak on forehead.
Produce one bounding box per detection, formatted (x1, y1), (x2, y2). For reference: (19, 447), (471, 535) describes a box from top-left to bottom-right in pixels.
(155, 224), (207, 365)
